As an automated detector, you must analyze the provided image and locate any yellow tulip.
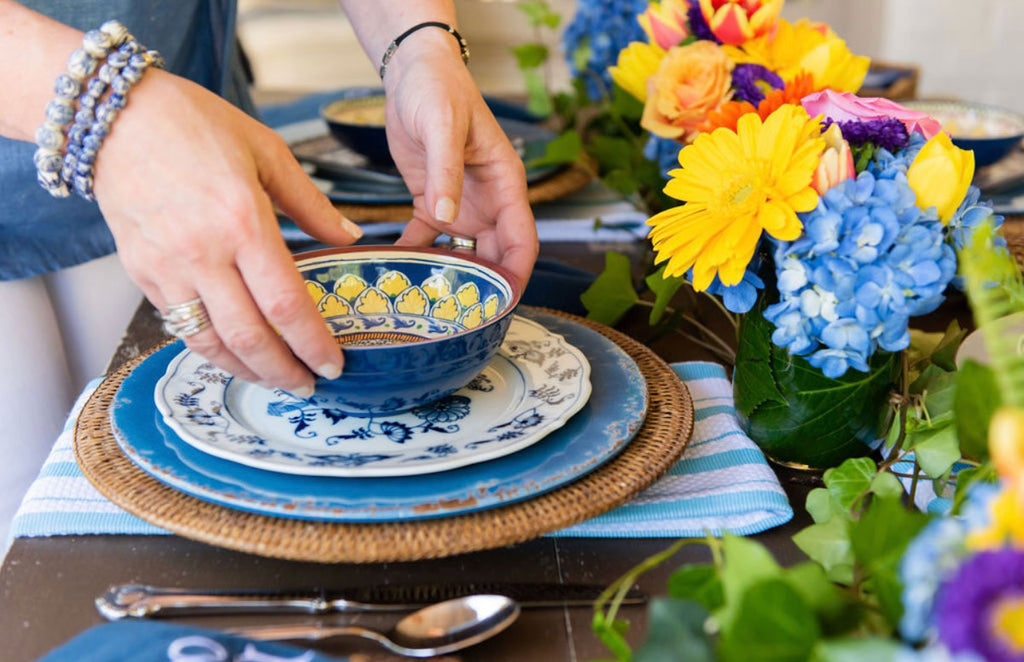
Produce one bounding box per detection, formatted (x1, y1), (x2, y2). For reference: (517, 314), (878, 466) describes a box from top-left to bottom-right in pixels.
(609, 41), (664, 103)
(907, 132), (975, 224)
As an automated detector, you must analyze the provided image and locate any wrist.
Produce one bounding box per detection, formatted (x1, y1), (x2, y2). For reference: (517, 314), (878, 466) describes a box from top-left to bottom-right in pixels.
(378, 22), (467, 81)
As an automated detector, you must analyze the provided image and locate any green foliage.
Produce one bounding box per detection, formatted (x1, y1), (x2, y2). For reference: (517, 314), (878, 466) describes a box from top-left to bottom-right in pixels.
(510, 1), (562, 117)
(954, 359), (1001, 461)
(645, 267), (685, 325)
(517, 0), (561, 28)
(580, 252), (639, 326)
(634, 599), (715, 662)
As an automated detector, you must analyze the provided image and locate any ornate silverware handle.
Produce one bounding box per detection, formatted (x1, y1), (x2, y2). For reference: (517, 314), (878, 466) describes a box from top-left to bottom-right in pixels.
(96, 584), (416, 620)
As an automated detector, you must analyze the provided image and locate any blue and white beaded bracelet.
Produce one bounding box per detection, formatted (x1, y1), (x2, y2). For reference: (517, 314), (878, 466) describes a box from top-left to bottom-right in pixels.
(34, 20), (162, 200)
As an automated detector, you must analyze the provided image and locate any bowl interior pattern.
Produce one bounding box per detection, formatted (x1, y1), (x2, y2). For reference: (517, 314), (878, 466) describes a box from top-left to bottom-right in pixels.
(904, 99), (1024, 167)
(298, 249), (516, 345)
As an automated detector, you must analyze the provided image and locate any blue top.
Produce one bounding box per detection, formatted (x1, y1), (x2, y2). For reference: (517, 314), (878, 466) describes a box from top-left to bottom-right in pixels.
(0, 0), (255, 280)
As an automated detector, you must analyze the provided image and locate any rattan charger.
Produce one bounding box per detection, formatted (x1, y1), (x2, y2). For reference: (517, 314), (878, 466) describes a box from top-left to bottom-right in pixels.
(73, 309), (693, 563)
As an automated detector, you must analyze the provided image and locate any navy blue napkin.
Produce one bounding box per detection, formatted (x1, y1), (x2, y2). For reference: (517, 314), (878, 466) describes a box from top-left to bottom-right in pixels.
(40, 621), (346, 662)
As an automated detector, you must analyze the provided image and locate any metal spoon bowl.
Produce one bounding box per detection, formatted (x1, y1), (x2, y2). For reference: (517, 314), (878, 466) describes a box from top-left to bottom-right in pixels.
(226, 594), (520, 658)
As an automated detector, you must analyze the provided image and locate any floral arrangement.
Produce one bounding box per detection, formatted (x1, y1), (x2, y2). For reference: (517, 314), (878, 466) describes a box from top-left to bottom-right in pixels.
(574, 0), (999, 379)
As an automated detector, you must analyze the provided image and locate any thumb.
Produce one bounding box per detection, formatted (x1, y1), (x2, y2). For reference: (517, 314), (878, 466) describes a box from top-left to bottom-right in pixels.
(257, 134), (363, 245)
(421, 117), (467, 225)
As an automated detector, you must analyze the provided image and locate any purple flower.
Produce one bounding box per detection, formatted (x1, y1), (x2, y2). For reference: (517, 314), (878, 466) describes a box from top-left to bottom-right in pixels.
(686, 0), (718, 42)
(731, 64), (783, 105)
(935, 549), (1024, 661)
(827, 118), (910, 153)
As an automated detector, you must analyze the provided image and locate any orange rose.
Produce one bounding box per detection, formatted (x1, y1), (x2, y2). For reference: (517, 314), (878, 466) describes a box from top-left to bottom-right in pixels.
(641, 41), (734, 143)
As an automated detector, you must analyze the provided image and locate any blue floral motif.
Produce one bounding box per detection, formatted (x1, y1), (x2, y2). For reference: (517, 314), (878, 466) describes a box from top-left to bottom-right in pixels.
(764, 169), (957, 378)
(412, 395), (471, 423)
(562, 0), (650, 100)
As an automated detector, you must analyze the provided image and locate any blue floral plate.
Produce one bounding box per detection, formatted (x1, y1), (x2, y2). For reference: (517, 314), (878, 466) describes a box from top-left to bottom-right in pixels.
(109, 309), (648, 522)
(154, 316), (590, 477)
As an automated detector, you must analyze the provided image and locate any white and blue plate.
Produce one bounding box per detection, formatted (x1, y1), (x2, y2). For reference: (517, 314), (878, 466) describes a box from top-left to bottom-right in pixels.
(109, 309), (647, 522)
(154, 316), (590, 477)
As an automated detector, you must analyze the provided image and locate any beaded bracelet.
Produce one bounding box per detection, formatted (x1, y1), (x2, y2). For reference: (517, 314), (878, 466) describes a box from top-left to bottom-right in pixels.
(34, 20), (163, 201)
(71, 48), (163, 200)
(34, 20), (133, 198)
(378, 21), (469, 79)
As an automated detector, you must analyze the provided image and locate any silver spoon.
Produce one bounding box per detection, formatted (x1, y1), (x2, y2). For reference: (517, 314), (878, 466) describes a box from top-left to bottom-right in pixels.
(225, 594), (519, 658)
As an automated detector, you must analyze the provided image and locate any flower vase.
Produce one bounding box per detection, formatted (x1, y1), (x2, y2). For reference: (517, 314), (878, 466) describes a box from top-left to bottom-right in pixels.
(732, 295), (901, 471)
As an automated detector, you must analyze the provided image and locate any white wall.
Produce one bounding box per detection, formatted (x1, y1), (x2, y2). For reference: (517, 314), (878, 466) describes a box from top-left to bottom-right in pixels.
(238, 0), (1024, 113)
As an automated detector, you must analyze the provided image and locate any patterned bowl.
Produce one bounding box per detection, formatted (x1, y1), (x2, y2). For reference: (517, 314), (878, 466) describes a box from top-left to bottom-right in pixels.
(295, 246), (522, 415)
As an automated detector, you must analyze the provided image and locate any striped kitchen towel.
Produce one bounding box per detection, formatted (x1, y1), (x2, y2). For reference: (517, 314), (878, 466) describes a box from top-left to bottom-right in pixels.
(9, 363), (793, 542)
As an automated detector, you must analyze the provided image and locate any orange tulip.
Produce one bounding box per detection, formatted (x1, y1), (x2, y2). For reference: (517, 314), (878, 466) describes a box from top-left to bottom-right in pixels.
(811, 123), (855, 195)
(640, 0), (692, 50)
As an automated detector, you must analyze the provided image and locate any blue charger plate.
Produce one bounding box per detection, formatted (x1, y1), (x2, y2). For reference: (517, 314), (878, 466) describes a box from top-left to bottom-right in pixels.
(109, 308), (648, 522)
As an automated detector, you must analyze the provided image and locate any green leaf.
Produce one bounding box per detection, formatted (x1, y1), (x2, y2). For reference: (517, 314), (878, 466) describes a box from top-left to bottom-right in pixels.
(716, 535), (781, 631)
(822, 457), (877, 515)
(581, 251), (638, 326)
(782, 562), (861, 636)
(910, 424), (960, 478)
(511, 43), (549, 69)
(634, 598), (714, 662)
(954, 359), (1001, 461)
(530, 129), (581, 167)
(611, 83), (645, 121)
(587, 135), (636, 173)
(849, 496), (931, 627)
(792, 516), (854, 585)
(718, 579), (822, 662)
(592, 612), (633, 661)
(601, 169), (642, 198)
(520, 68), (552, 117)
(516, 0), (561, 28)
(734, 301), (900, 468)
(810, 637), (903, 662)
(930, 320), (967, 371)
(870, 471), (904, 500)
(805, 488), (838, 524)
(667, 564), (724, 612)
(645, 268), (685, 325)
(571, 40), (592, 76)
(952, 464), (996, 513)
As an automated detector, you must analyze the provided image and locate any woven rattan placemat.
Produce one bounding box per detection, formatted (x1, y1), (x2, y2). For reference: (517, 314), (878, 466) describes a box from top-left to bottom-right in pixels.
(335, 165), (592, 223)
(74, 310), (693, 563)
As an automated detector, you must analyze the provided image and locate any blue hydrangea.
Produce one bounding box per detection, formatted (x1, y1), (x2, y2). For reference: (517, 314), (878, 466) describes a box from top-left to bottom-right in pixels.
(562, 0), (650, 101)
(643, 134), (683, 180)
(764, 169), (957, 378)
(948, 185), (1006, 252)
(898, 483), (1000, 643)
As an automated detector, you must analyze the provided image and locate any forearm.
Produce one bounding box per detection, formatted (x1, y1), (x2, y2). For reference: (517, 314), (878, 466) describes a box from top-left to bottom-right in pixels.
(336, 0), (462, 83)
(0, 0), (83, 141)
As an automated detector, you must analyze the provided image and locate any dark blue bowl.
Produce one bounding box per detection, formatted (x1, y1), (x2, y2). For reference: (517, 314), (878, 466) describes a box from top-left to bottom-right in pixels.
(903, 99), (1024, 167)
(320, 95), (391, 167)
(295, 246), (522, 415)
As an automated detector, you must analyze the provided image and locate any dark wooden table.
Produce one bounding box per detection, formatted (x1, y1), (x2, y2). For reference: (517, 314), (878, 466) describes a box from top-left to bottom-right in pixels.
(0, 239), (821, 662)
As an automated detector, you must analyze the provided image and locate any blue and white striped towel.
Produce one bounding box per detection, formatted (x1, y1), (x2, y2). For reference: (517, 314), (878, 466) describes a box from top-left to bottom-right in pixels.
(9, 362), (793, 542)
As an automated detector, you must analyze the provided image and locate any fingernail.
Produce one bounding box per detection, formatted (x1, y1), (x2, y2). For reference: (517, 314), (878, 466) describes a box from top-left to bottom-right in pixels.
(317, 362), (342, 380)
(291, 383), (315, 399)
(340, 214), (363, 238)
(434, 197), (457, 224)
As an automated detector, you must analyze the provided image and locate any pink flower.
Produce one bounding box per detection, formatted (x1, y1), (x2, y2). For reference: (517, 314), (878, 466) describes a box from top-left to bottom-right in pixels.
(801, 89), (943, 139)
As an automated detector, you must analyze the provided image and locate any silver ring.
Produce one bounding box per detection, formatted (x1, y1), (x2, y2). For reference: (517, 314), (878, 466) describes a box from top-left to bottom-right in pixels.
(449, 235), (476, 252)
(161, 297), (211, 339)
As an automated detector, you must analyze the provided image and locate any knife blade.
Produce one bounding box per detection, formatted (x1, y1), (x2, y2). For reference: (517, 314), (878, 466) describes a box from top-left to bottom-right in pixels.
(96, 582), (645, 620)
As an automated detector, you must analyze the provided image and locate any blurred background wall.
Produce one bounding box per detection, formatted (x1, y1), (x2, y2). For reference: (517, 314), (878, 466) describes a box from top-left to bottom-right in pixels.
(237, 0), (1024, 113)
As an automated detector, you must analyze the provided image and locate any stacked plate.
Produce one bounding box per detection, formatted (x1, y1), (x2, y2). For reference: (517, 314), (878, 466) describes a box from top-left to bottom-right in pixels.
(108, 308), (650, 524)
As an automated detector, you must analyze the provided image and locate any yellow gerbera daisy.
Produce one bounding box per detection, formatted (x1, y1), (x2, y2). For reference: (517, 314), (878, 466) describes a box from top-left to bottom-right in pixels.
(647, 104), (825, 290)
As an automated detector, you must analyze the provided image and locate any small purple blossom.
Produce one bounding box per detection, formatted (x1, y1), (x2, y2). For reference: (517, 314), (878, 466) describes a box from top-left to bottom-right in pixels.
(935, 549), (1024, 661)
(826, 118), (910, 153)
(686, 0), (718, 42)
(731, 64), (783, 105)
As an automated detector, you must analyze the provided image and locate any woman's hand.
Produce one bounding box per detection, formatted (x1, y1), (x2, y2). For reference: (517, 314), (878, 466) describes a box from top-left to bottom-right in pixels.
(93, 70), (362, 395)
(381, 30), (539, 287)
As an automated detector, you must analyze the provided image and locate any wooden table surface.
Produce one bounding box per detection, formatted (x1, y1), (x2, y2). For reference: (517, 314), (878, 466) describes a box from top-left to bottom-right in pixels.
(0, 239), (837, 661)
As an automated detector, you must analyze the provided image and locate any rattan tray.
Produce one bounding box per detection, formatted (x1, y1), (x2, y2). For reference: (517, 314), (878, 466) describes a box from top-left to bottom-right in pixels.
(336, 165), (592, 222)
(74, 310), (693, 563)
